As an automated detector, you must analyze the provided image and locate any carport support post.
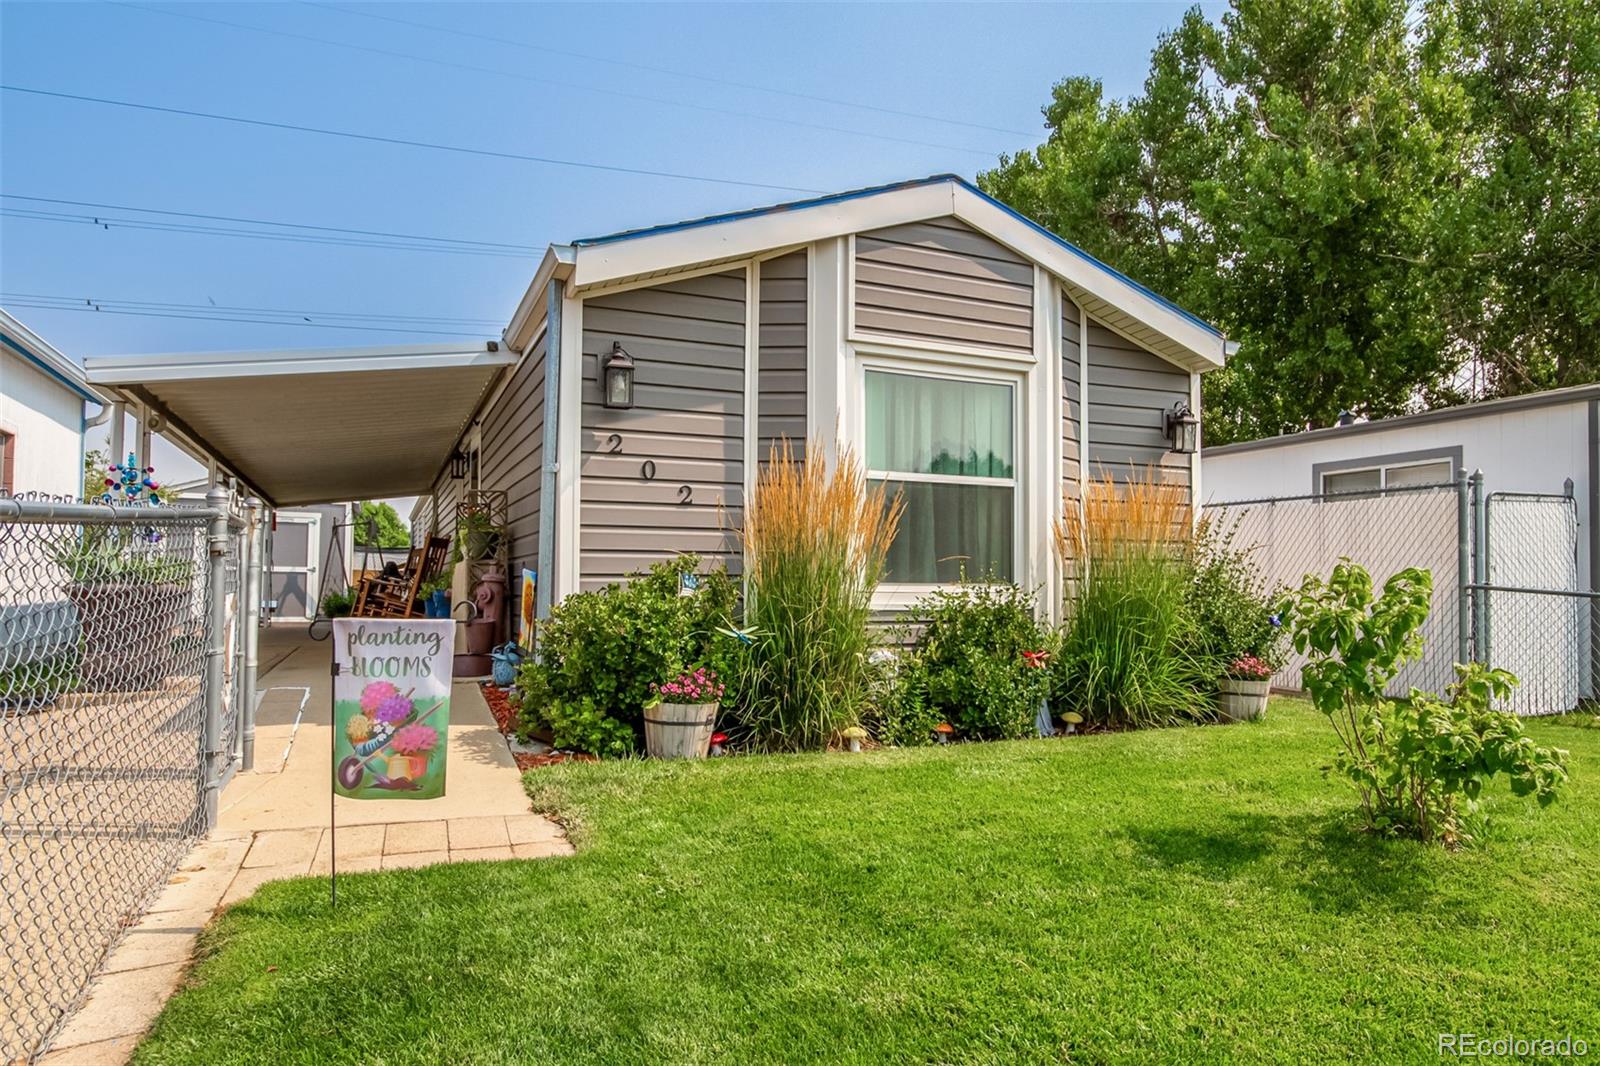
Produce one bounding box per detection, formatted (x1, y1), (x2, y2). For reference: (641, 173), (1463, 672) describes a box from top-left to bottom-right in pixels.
(240, 496), (263, 771)
(202, 485), (230, 830)
(1456, 469), (1472, 665)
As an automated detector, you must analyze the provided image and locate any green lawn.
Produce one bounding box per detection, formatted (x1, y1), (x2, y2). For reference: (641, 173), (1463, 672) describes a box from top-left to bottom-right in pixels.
(135, 701), (1600, 1064)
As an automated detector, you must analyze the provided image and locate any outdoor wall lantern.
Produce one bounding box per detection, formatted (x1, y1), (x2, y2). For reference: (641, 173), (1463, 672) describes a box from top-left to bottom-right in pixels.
(449, 450), (470, 480)
(1165, 400), (1200, 454)
(602, 342), (635, 409)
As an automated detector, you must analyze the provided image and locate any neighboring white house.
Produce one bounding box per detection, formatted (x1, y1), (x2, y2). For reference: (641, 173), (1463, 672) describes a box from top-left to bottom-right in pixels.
(0, 309), (107, 498)
(1204, 384), (1599, 713)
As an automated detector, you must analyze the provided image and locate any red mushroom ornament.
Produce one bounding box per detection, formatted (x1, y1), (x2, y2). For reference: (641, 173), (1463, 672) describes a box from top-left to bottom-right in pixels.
(709, 732), (728, 756)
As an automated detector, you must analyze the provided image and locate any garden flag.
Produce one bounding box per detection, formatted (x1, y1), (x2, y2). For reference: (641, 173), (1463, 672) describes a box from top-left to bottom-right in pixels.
(331, 618), (454, 800)
(519, 569), (536, 650)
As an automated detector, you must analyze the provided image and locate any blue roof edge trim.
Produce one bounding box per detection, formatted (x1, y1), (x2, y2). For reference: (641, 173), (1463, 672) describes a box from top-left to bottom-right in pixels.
(569, 173), (1223, 341)
(1, 330), (98, 403)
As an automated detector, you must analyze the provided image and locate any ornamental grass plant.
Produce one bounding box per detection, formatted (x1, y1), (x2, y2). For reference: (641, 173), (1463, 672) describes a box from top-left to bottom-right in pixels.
(1053, 467), (1218, 728)
(731, 439), (904, 751)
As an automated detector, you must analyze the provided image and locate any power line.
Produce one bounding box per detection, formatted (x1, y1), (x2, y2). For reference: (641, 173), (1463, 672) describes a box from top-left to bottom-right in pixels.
(0, 302), (492, 337)
(114, 2), (1000, 157)
(1, 193), (537, 251)
(4, 292), (500, 328)
(2, 206), (538, 259)
(0, 85), (827, 195)
(304, 1), (1038, 140)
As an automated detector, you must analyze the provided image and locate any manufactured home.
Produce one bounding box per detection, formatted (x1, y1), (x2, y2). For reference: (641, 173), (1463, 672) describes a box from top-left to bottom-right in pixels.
(410, 175), (1233, 619)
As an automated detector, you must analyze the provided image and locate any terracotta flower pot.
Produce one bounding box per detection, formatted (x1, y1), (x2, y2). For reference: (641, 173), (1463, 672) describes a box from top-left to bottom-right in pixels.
(1218, 676), (1271, 722)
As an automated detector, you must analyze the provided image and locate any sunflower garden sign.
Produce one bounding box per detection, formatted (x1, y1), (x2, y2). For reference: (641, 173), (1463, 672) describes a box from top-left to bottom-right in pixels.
(332, 618), (454, 800)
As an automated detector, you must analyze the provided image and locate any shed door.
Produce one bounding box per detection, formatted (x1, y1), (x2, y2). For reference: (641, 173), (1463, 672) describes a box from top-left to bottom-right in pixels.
(268, 512), (321, 621)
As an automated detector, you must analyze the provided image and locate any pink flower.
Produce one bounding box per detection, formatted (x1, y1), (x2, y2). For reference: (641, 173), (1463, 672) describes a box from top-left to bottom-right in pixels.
(392, 723), (438, 755)
(360, 681), (400, 718)
(1228, 656), (1272, 680)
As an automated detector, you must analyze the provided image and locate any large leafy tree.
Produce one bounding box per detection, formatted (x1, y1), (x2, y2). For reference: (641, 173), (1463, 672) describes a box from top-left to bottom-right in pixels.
(983, 0), (1505, 444)
(1427, 0), (1600, 395)
(353, 500), (410, 549)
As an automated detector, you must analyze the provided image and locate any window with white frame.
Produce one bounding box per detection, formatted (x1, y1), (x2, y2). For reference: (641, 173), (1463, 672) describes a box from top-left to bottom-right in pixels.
(864, 369), (1016, 584)
(1321, 458), (1453, 496)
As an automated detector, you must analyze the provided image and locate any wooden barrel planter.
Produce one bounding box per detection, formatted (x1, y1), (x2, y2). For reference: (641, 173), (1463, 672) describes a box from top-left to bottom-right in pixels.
(1218, 677), (1271, 722)
(644, 701), (718, 759)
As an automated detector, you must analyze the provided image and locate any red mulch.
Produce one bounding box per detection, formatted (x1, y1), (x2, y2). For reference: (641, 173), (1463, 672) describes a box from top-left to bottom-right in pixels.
(482, 682), (600, 770)
(481, 682), (519, 735)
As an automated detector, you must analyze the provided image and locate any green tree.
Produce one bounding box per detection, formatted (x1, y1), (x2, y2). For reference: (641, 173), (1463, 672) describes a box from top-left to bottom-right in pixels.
(354, 500), (410, 548)
(983, 0), (1481, 444)
(1426, 0), (1600, 395)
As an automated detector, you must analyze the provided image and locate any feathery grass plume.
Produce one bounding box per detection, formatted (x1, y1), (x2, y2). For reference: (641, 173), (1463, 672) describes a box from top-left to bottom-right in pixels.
(732, 438), (904, 751)
(1054, 465), (1217, 728)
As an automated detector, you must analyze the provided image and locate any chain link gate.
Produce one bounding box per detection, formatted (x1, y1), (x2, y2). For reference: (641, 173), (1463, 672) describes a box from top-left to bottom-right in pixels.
(1204, 475), (1597, 715)
(1472, 490), (1598, 715)
(1, 491), (247, 1062)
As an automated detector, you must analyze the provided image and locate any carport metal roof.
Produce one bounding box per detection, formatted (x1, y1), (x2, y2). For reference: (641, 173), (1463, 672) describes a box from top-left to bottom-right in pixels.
(85, 341), (513, 507)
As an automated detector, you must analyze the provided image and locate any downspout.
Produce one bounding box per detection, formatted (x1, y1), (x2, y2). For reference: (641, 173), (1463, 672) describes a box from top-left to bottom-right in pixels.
(81, 398), (111, 500)
(535, 277), (563, 624)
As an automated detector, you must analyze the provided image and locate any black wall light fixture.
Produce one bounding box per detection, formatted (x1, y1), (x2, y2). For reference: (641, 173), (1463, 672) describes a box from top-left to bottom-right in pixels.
(602, 342), (635, 409)
(1165, 400), (1199, 454)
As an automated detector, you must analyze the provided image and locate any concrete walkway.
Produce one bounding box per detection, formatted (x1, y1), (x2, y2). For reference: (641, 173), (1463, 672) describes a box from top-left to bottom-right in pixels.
(44, 624), (566, 1064)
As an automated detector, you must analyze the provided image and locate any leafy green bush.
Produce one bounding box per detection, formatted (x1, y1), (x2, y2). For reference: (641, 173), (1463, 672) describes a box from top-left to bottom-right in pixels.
(53, 527), (194, 585)
(319, 588), (354, 618)
(1054, 471), (1218, 728)
(902, 582), (1053, 741)
(1189, 515), (1286, 668)
(867, 654), (944, 747)
(1285, 560), (1568, 845)
(542, 697), (636, 759)
(729, 441), (900, 751)
(518, 555), (736, 753)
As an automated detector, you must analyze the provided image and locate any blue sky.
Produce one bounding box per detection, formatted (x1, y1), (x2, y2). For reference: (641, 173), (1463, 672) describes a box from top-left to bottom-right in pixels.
(1, 0), (1208, 492)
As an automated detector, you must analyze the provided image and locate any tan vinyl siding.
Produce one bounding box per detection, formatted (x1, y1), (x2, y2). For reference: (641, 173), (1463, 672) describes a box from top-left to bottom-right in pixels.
(854, 217), (1032, 354)
(478, 331), (545, 580)
(757, 250), (807, 463)
(580, 269), (745, 590)
(1085, 317), (1192, 490)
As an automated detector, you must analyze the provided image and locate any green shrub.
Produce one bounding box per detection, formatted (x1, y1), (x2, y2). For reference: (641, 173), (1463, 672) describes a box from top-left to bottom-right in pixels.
(904, 581), (1053, 740)
(1285, 561), (1569, 845)
(319, 588), (354, 618)
(1189, 515), (1286, 668)
(542, 697), (636, 759)
(868, 654), (943, 747)
(1053, 470), (1218, 728)
(729, 441), (900, 751)
(519, 555), (736, 753)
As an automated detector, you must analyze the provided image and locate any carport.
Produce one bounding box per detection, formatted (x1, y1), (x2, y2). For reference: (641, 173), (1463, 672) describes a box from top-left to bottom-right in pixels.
(84, 341), (513, 507)
(82, 339), (515, 771)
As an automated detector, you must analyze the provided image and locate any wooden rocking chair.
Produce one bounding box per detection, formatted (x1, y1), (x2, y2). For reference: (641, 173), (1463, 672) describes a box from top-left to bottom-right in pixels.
(354, 535), (451, 618)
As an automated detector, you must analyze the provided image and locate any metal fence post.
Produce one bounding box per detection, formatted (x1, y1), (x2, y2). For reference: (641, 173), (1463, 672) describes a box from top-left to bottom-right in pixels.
(1457, 469), (1472, 665)
(1470, 470), (1488, 666)
(241, 496), (263, 770)
(202, 485), (230, 830)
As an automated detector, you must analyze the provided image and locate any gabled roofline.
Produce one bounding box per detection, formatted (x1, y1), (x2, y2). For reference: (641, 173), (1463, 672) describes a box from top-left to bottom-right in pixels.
(0, 308), (105, 404)
(502, 244), (573, 355)
(509, 175), (1229, 371)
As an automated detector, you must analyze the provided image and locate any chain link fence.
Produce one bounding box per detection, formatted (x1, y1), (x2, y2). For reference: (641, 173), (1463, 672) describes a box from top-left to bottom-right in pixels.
(1, 491), (244, 1062)
(1203, 477), (1597, 715)
(1479, 492), (1598, 715)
